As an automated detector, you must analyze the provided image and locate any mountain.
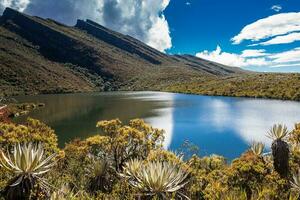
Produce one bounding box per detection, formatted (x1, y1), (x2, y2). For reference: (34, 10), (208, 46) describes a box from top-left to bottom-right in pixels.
(1, 8), (300, 101)
(0, 7), (244, 96)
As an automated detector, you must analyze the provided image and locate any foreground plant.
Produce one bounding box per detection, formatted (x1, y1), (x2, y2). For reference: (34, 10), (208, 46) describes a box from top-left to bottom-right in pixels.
(95, 119), (165, 171)
(0, 143), (57, 199)
(122, 159), (190, 199)
(250, 142), (264, 157)
(267, 124), (290, 177)
(290, 170), (300, 200)
(86, 156), (114, 193)
(291, 170), (300, 192)
(50, 184), (90, 200)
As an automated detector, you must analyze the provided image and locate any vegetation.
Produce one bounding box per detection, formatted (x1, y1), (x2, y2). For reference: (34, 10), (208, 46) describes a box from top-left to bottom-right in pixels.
(6, 103), (45, 118)
(250, 142), (264, 156)
(0, 97), (45, 122)
(0, 118), (300, 199)
(0, 143), (57, 199)
(165, 73), (300, 101)
(267, 124), (290, 177)
(3, 8), (300, 102)
(121, 159), (190, 199)
(291, 170), (300, 193)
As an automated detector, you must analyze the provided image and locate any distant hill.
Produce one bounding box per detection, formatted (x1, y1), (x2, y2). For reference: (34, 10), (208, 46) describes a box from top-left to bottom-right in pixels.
(1, 7), (300, 101)
(0, 7), (244, 96)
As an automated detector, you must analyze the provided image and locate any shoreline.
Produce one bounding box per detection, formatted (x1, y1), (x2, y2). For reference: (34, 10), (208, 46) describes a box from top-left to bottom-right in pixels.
(6, 89), (300, 103)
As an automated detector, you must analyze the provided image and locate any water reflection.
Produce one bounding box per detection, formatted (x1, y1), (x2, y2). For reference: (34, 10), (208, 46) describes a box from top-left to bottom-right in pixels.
(126, 92), (174, 149)
(234, 99), (300, 147)
(14, 92), (300, 160)
(169, 95), (300, 159)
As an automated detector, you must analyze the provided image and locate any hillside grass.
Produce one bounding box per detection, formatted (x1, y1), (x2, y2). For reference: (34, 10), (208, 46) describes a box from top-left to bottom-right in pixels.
(165, 73), (300, 101)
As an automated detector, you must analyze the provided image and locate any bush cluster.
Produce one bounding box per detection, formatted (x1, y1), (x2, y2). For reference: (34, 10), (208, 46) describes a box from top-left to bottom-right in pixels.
(0, 119), (300, 199)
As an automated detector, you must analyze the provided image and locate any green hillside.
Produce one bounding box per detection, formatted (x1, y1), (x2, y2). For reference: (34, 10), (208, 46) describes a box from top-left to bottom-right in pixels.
(0, 7), (300, 102)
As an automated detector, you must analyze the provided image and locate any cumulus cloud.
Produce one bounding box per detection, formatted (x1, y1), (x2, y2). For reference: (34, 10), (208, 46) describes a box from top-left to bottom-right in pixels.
(24, 0), (104, 25)
(0, 0), (30, 12)
(196, 46), (300, 68)
(99, 0), (171, 52)
(231, 12), (300, 44)
(251, 32), (300, 46)
(271, 5), (282, 12)
(269, 47), (300, 64)
(201, 12), (300, 69)
(241, 49), (269, 57)
(0, 0), (172, 52)
(196, 46), (269, 67)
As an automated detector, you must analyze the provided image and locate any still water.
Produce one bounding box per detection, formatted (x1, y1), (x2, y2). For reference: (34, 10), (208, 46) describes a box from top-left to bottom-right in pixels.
(15, 91), (300, 160)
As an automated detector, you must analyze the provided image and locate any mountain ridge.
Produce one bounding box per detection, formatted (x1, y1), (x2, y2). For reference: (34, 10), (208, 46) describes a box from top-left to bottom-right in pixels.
(0, 7), (244, 96)
(2, 7), (300, 101)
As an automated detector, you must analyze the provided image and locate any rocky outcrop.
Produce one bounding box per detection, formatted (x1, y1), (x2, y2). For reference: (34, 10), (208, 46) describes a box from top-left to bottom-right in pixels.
(76, 19), (165, 65)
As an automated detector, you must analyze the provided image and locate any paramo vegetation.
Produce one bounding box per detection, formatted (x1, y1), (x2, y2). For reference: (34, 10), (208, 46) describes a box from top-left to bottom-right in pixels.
(0, 118), (300, 199)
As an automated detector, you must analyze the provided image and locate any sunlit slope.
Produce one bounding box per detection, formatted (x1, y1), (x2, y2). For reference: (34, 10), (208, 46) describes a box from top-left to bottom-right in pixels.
(0, 7), (244, 96)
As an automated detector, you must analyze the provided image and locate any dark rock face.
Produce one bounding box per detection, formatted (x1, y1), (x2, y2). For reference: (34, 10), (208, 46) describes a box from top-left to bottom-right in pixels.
(75, 19), (163, 65)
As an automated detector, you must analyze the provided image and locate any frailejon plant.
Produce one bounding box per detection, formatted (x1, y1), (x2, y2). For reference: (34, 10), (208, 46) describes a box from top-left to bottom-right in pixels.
(291, 170), (300, 200)
(121, 159), (190, 199)
(267, 124), (290, 177)
(291, 170), (300, 192)
(0, 143), (57, 199)
(86, 155), (114, 193)
(250, 142), (264, 157)
(50, 184), (90, 200)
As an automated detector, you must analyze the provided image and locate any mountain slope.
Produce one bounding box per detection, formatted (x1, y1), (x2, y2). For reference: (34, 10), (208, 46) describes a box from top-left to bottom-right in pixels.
(0, 7), (244, 96)
(3, 8), (299, 101)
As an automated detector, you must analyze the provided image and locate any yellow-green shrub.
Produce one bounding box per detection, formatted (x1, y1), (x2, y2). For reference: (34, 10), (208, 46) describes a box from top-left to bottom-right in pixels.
(0, 118), (58, 152)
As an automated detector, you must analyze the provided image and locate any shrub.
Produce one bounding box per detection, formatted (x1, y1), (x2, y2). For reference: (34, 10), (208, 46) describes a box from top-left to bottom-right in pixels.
(0, 118), (58, 153)
(95, 119), (164, 171)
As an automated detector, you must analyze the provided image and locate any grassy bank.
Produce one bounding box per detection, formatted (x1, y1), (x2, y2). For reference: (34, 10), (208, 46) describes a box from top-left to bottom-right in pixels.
(165, 73), (300, 101)
(0, 118), (300, 199)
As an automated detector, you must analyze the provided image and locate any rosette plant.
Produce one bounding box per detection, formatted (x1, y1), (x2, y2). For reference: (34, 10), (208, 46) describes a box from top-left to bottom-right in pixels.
(122, 159), (190, 199)
(250, 142), (264, 156)
(0, 143), (57, 199)
(267, 124), (290, 177)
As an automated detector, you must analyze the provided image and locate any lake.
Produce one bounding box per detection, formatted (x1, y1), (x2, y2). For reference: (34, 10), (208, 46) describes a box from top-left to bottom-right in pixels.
(14, 91), (300, 160)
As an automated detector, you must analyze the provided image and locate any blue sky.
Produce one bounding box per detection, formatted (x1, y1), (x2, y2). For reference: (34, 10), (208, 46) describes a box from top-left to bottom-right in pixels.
(165, 0), (300, 54)
(1, 0), (300, 72)
(164, 0), (300, 72)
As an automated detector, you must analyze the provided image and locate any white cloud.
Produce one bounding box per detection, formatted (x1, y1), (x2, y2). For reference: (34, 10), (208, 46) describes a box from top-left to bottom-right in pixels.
(196, 46), (269, 67)
(231, 12), (300, 44)
(271, 5), (282, 12)
(252, 32), (300, 46)
(0, 0), (30, 12)
(0, 0), (172, 52)
(186, 2), (191, 6)
(220, 12), (300, 69)
(241, 49), (269, 57)
(148, 15), (171, 52)
(196, 46), (300, 68)
(99, 0), (171, 52)
(269, 47), (300, 63)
